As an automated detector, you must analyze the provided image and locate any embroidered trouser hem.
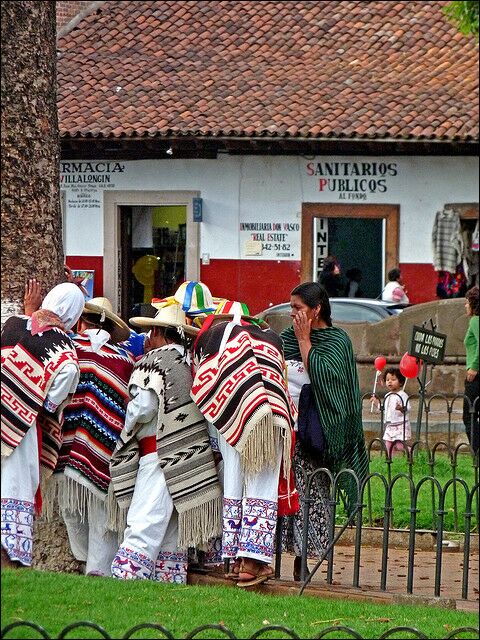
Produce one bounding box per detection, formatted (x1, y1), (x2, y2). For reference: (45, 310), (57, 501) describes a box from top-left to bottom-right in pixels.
(218, 431), (282, 564)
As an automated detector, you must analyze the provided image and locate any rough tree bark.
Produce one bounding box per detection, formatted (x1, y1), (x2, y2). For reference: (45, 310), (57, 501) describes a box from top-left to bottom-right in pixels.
(1, 1), (80, 573)
(1, 0), (65, 324)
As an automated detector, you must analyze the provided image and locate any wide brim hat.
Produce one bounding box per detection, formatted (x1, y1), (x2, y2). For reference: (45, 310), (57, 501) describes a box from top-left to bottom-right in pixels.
(174, 280), (217, 316)
(130, 303), (199, 336)
(196, 300), (269, 329)
(83, 297), (131, 342)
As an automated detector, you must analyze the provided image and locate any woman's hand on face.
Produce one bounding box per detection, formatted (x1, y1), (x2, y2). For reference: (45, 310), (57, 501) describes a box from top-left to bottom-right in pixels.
(293, 310), (312, 341)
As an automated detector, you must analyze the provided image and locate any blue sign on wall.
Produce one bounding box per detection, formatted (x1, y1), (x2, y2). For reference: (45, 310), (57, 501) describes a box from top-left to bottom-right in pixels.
(193, 197), (203, 222)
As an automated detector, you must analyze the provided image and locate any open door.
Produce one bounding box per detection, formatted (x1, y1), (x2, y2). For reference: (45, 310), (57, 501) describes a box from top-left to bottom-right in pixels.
(120, 204), (187, 318)
(302, 204), (399, 298)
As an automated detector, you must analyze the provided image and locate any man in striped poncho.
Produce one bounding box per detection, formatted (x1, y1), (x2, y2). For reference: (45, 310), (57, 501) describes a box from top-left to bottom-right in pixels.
(53, 298), (135, 576)
(1, 283), (84, 568)
(109, 304), (222, 583)
(191, 304), (297, 587)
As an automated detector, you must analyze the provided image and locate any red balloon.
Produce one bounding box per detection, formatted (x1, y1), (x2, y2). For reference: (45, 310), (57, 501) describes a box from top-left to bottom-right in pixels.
(374, 356), (387, 372)
(399, 352), (419, 379)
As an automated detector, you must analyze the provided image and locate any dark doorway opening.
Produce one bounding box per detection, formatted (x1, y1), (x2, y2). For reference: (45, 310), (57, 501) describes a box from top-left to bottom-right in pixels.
(119, 205), (187, 319)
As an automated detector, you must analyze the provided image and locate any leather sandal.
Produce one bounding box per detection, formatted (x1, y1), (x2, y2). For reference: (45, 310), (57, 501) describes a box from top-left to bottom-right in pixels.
(236, 560), (273, 587)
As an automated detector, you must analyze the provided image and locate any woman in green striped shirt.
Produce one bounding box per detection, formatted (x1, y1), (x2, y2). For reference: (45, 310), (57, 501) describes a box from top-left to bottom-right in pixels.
(281, 282), (368, 579)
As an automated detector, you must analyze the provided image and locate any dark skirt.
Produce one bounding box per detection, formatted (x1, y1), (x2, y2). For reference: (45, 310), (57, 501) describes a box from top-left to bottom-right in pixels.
(282, 441), (333, 558)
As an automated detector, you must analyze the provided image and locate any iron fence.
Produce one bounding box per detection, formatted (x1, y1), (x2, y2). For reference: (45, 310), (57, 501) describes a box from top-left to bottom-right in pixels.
(361, 390), (478, 454)
(270, 388), (479, 600)
(1, 621), (479, 639)
(273, 447), (478, 599)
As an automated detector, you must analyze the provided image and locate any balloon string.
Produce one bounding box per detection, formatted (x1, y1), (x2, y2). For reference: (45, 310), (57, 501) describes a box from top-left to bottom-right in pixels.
(370, 370), (380, 413)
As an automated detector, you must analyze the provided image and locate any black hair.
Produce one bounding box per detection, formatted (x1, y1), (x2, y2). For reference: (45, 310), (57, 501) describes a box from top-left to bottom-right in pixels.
(291, 281), (332, 327)
(321, 255), (339, 274)
(466, 286), (479, 315)
(388, 268), (401, 282)
(155, 325), (183, 344)
(81, 313), (116, 336)
(382, 367), (406, 385)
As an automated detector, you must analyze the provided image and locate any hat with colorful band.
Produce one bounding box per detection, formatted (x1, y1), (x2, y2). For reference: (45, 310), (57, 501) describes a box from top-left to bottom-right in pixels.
(196, 299), (268, 329)
(214, 300), (250, 316)
(173, 281), (217, 316)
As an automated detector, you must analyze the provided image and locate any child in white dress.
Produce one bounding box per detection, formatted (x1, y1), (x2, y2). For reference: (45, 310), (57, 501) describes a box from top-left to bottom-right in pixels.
(372, 367), (411, 457)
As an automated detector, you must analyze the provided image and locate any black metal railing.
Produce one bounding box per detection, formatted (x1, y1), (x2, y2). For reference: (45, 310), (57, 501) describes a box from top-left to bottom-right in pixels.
(274, 387), (478, 599)
(1, 621), (479, 639)
(276, 457), (478, 600)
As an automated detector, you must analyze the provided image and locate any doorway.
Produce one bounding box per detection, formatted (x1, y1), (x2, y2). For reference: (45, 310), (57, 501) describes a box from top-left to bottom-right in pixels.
(103, 190), (200, 316)
(120, 205), (187, 318)
(302, 204), (399, 298)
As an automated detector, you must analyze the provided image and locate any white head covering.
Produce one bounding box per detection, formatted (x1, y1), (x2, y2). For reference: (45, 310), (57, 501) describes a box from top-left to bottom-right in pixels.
(41, 283), (85, 331)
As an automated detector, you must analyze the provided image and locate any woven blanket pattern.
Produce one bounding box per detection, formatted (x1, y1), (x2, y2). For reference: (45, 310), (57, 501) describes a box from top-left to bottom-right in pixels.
(110, 346), (221, 548)
(191, 322), (296, 455)
(56, 336), (135, 495)
(1, 316), (79, 472)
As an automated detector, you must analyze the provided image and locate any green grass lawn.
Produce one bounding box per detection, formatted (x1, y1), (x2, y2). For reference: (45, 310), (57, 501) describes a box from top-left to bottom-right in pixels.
(1, 569), (478, 639)
(334, 451), (478, 532)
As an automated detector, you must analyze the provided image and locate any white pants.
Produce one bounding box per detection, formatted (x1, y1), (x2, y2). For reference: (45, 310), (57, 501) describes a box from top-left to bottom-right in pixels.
(111, 452), (187, 582)
(61, 499), (119, 575)
(218, 431), (282, 564)
(1, 426), (39, 565)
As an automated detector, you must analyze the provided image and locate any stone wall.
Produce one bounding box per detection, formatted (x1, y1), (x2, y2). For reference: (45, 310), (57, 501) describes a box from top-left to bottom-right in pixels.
(265, 298), (468, 396)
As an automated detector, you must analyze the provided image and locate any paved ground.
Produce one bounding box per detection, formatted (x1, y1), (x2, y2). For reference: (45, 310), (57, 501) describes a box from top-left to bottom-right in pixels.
(191, 546), (479, 613)
(276, 547), (479, 611)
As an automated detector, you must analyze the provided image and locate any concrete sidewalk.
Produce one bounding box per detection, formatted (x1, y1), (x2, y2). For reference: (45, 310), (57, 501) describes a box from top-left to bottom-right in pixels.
(189, 546), (479, 613)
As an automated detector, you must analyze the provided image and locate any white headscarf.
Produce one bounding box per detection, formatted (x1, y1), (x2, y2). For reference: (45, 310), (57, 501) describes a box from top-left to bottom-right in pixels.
(41, 283), (85, 331)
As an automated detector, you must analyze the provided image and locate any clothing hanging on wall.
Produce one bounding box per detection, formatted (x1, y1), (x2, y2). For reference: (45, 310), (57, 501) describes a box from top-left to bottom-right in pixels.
(431, 207), (462, 273)
(436, 264), (467, 299)
(432, 207), (479, 294)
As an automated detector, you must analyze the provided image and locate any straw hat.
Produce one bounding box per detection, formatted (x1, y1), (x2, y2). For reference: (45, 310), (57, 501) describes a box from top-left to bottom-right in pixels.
(82, 297), (131, 342)
(129, 304), (199, 336)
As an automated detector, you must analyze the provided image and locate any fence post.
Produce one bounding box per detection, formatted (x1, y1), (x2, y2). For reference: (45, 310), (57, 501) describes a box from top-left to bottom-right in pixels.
(462, 483), (479, 600)
(415, 363), (428, 442)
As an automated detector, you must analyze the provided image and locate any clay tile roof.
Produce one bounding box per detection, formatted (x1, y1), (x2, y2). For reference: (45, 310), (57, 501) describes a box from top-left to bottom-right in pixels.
(57, 0), (479, 142)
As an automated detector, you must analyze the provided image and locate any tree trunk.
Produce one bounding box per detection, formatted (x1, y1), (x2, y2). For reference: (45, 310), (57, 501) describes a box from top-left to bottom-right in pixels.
(1, 1), (64, 324)
(1, 2), (76, 573)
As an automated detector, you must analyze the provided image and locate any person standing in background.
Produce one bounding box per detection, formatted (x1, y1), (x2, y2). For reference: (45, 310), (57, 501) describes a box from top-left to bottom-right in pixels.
(319, 256), (345, 298)
(381, 268), (410, 304)
(345, 268), (363, 298)
(463, 286), (479, 455)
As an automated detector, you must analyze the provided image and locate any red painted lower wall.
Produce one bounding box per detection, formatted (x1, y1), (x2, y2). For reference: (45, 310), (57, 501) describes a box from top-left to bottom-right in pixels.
(65, 255), (439, 314)
(65, 256), (103, 299)
(201, 259), (302, 315)
(202, 260), (440, 312)
(399, 263), (437, 305)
